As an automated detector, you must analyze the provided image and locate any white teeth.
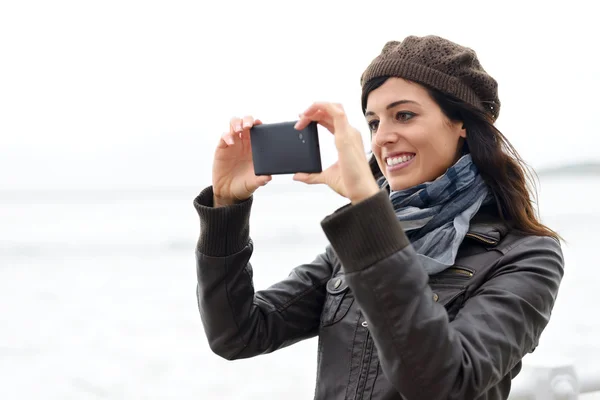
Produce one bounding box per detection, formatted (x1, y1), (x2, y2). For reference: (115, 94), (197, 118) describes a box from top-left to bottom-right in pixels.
(386, 154), (414, 166)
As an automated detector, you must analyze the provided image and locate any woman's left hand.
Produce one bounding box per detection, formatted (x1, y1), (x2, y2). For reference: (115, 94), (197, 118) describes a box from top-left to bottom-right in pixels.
(293, 102), (380, 204)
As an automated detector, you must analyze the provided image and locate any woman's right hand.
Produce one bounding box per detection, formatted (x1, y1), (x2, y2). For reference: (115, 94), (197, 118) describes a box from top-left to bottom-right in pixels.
(212, 116), (272, 207)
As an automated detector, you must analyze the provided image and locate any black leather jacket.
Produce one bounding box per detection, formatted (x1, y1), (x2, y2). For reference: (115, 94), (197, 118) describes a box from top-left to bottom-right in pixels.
(194, 187), (564, 400)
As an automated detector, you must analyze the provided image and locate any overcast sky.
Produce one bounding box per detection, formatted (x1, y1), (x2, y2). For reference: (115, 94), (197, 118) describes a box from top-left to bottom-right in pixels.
(1, 0), (598, 190)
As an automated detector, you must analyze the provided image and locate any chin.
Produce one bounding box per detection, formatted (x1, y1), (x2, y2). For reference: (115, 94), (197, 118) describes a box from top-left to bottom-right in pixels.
(387, 178), (412, 191)
(386, 176), (418, 191)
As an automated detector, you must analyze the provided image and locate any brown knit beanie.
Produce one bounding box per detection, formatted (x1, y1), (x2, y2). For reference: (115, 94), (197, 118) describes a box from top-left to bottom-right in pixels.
(361, 35), (500, 121)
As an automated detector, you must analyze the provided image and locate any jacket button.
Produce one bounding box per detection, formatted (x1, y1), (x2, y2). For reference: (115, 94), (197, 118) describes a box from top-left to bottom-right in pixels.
(334, 278), (342, 289)
(433, 293), (439, 302)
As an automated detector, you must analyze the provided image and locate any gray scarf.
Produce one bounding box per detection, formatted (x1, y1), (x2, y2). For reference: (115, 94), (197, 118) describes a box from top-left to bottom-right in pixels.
(383, 154), (493, 275)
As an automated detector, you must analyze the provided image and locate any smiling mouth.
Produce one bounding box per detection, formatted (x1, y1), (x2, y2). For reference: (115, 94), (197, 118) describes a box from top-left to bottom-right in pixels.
(386, 153), (415, 167)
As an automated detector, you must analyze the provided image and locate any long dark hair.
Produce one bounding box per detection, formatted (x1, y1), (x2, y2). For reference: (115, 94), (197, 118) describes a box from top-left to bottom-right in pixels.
(362, 76), (560, 240)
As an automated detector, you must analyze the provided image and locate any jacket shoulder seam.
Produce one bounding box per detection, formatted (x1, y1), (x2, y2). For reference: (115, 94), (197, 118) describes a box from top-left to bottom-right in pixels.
(500, 234), (552, 256)
(267, 274), (331, 314)
(264, 250), (334, 315)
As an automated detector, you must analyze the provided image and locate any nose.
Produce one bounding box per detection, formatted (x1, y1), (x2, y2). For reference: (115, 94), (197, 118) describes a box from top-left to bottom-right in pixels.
(373, 121), (399, 148)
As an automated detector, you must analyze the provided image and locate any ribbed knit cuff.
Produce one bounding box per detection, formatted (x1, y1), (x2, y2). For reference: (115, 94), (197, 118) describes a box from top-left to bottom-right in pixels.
(320, 190), (410, 273)
(193, 186), (253, 257)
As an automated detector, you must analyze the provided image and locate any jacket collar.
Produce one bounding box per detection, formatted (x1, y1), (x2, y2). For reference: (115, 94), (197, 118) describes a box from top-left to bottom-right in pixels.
(466, 205), (510, 246)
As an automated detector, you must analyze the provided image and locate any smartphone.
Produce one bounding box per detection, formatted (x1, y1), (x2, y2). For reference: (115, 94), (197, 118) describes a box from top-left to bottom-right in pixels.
(250, 121), (322, 176)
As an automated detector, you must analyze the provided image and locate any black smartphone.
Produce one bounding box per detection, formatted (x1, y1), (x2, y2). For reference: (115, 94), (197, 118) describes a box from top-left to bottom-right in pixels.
(250, 121), (322, 176)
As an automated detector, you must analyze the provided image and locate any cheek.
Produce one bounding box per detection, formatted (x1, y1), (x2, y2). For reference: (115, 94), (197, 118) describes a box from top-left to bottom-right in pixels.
(416, 126), (457, 158)
(371, 135), (392, 178)
(371, 135), (383, 160)
(404, 127), (433, 155)
(418, 133), (461, 177)
(408, 125), (458, 174)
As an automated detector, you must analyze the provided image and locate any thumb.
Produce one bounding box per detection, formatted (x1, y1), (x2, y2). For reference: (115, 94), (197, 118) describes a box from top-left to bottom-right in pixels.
(254, 174), (272, 187)
(293, 172), (324, 185)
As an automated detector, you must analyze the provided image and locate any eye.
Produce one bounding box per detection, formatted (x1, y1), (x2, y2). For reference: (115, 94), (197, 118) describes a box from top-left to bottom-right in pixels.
(367, 120), (379, 132)
(396, 111), (415, 122)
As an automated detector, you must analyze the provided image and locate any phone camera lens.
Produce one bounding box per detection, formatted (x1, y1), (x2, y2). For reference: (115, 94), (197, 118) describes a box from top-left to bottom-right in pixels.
(298, 133), (303, 140)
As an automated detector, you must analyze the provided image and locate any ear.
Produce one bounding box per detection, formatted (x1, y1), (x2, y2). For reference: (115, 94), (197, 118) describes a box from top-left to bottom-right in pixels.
(457, 122), (467, 139)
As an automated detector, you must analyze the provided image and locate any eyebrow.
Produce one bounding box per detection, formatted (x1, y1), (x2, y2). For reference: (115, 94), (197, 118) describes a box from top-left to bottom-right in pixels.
(365, 100), (420, 117)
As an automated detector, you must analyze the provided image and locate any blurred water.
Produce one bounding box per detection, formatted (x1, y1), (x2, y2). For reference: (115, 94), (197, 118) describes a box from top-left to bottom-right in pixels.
(0, 176), (598, 399)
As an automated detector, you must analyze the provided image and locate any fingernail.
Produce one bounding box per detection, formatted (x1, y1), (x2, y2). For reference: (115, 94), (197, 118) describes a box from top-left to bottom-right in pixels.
(243, 121), (252, 129)
(236, 123), (242, 132)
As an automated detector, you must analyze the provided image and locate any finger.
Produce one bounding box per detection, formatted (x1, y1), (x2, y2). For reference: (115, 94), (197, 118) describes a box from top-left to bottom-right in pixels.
(240, 116), (263, 142)
(219, 131), (236, 147)
(310, 102), (348, 133)
(219, 132), (235, 147)
(303, 102), (346, 121)
(241, 115), (255, 130)
(229, 117), (243, 135)
(295, 110), (334, 132)
(239, 116), (252, 142)
(297, 102), (346, 133)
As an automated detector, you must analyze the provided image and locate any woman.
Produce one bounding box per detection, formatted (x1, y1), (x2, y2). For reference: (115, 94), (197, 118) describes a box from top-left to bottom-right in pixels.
(193, 35), (564, 400)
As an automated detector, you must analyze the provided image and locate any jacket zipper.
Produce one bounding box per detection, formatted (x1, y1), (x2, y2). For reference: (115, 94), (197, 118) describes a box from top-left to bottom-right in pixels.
(465, 232), (498, 245)
(355, 321), (372, 400)
(445, 266), (474, 278)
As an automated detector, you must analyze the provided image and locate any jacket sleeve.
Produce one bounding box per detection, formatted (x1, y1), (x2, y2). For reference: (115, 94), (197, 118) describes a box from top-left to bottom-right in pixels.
(194, 186), (333, 360)
(320, 189), (564, 400)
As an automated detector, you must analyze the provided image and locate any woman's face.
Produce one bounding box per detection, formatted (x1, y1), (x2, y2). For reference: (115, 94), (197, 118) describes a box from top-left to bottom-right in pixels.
(366, 78), (466, 191)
